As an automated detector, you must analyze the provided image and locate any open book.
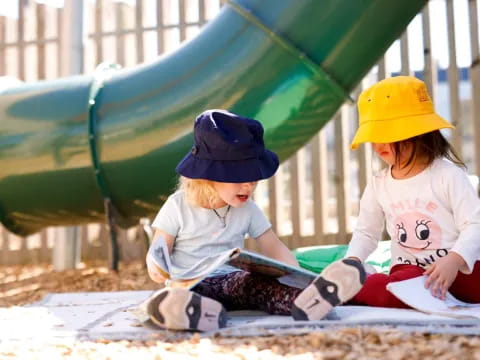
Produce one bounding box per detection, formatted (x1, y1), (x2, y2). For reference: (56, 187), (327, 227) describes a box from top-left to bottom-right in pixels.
(147, 236), (317, 289)
(387, 276), (480, 319)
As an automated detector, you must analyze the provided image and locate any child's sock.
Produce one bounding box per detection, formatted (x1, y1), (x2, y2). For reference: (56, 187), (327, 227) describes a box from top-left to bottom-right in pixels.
(145, 287), (227, 331)
(291, 259), (366, 321)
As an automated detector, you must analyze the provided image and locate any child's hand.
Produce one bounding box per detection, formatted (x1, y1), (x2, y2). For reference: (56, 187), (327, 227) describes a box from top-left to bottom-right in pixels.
(146, 254), (168, 284)
(424, 252), (466, 300)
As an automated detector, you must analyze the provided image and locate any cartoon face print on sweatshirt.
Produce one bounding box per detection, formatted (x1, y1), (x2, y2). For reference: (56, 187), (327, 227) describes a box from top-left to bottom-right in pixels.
(393, 211), (442, 253)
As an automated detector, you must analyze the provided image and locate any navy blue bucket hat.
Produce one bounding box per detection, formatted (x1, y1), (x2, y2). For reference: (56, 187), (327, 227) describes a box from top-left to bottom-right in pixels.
(176, 109), (279, 183)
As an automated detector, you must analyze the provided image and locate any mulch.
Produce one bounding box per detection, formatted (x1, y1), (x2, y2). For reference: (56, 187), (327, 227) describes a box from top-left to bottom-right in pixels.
(1, 261), (479, 359)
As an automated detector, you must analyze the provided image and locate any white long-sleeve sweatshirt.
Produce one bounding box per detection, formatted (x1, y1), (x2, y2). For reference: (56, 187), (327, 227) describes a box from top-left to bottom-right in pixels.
(346, 158), (480, 274)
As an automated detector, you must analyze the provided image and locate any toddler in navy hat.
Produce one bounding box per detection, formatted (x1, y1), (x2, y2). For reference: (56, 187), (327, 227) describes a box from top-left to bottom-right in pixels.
(176, 109), (279, 183)
(144, 109), (301, 331)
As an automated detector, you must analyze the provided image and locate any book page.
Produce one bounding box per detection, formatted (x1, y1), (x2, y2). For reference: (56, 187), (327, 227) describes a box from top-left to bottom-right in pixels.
(146, 235), (172, 278)
(387, 275), (480, 319)
(164, 248), (316, 290)
(227, 250), (317, 289)
(172, 248), (241, 281)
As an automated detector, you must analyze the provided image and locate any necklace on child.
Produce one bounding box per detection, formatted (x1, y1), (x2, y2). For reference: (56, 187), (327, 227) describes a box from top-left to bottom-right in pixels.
(212, 205), (231, 228)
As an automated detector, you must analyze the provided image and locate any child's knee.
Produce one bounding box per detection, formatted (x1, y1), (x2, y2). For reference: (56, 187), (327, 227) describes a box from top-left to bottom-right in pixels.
(351, 273), (410, 308)
(389, 264), (424, 282)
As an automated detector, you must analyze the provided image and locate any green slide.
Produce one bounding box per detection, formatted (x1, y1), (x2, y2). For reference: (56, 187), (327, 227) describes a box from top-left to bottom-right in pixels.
(0, 0), (426, 236)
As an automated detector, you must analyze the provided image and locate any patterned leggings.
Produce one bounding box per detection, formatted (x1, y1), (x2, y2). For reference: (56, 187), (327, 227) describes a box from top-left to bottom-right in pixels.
(192, 271), (302, 315)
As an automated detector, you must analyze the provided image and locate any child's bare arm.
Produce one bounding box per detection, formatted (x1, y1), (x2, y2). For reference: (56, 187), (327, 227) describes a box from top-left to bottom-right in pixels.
(255, 228), (299, 267)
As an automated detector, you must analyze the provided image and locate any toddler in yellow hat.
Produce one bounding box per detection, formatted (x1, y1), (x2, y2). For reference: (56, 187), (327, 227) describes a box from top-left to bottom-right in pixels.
(292, 76), (480, 319)
(346, 76), (480, 308)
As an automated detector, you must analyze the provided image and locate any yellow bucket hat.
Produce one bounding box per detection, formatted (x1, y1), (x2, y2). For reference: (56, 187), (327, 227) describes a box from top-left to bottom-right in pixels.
(350, 76), (454, 150)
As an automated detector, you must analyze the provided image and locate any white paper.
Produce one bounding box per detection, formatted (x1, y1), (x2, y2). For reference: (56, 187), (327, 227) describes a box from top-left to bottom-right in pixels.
(387, 275), (480, 319)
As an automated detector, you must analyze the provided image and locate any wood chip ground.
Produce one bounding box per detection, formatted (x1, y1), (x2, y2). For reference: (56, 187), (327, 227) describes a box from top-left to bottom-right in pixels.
(1, 261), (479, 359)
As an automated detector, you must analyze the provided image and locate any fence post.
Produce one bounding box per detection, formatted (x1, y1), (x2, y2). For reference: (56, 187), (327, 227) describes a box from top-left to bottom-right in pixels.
(53, 0), (85, 270)
(445, 0), (462, 156)
(60, 0), (85, 77)
(468, 0), (480, 176)
(334, 108), (351, 244)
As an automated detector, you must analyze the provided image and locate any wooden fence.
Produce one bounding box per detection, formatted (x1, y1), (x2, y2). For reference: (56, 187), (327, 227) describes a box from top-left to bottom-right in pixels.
(0, 0), (479, 265)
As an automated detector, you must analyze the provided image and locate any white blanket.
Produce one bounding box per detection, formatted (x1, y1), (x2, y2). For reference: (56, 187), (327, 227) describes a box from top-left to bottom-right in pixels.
(0, 290), (478, 342)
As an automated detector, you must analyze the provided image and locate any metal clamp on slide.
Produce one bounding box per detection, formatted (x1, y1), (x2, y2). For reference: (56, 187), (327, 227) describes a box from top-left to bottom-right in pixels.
(87, 62), (124, 271)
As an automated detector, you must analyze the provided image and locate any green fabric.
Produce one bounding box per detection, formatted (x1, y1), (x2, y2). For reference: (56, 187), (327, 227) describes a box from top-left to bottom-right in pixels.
(293, 241), (392, 274)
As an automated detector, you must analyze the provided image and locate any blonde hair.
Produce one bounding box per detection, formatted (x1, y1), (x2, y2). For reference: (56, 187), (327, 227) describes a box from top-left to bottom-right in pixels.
(178, 176), (220, 208)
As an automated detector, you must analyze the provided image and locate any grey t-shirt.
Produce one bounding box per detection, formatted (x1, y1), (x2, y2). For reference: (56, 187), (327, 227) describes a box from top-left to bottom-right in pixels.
(152, 190), (271, 278)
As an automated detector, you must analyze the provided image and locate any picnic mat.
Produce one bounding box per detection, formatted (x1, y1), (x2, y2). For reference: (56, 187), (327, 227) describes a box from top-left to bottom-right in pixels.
(1, 290), (479, 343)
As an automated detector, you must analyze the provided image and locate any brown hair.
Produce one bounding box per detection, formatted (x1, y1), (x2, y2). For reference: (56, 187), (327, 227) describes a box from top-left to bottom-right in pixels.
(177, 176), (220, 208)
(393, 130), (465, 171)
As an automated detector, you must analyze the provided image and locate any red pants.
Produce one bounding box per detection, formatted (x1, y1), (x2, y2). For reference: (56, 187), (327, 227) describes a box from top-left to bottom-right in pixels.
(349, 261), (480, 308)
